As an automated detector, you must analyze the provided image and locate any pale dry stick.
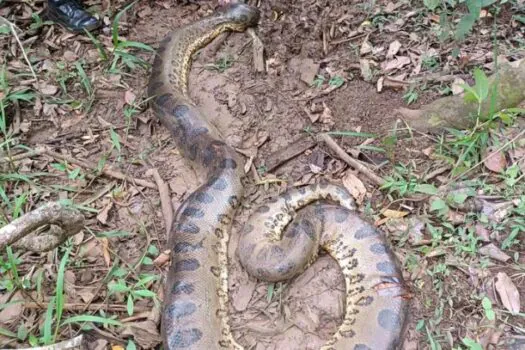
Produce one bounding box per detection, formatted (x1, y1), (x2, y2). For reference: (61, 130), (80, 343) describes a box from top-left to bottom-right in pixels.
(0, 201), (84, 252)
(43, 149), (157, 189)
(11, 335), (84, 350)
(146, 168), (173, 235)
(247, 27), (265, 73)
(318, 133), (386, 186)
(23, 301), (150, 313)
(0, 146), (47, 164)
(1, 18), (38, 81)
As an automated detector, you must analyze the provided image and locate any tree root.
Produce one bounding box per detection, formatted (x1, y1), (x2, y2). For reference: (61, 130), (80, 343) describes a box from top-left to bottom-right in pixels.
(396, 59), (525, 133)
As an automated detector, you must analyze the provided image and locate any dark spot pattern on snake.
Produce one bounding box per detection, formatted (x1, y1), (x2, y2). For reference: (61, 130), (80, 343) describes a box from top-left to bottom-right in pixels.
(174, 259), (200, 272)
(370, 243), (388, 255)
(168, 328), (203, 348)
(181, 207), (205, 218)
(354, 225), (379, 240)
(378, 309), (401, 331)
(354, 345), (372, 350)
(194, 192), (214, 204)
(175, 222), (200, 234)
(241, 224), (254, 235)
(171, 281), (195, 295)
(208, 176), (228, 191)
(256, 205), (270, 213)
(174, 241), (204, 253)
(173, 104), (190, 118)
(220, 158), (237, 169)
(166, 301), (197, 320)
(334, 207), (350, 223)
(377, 261), (397, 275)
(355, 296), (374, 306)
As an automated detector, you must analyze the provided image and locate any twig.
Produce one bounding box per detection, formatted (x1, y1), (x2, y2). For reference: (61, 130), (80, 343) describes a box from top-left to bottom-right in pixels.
(0, 201), (84, 252)
(318, 133), (385, 186)
(23, 301), (150, 313)
(4, 18), (38, 80)
(146, 168), (173, 235)
(247, 28), (265, 73)
(13, 335), (84, 350)
(0, 146), (47, 164)
(44, 149), (157, 189)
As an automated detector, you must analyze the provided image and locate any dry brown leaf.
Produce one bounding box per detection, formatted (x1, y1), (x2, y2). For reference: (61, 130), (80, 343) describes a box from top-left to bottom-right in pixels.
(495, 272), (520, 314)
(320, 102), (335, 126)
(342, 172), (367, 204)
(474, 223), (491, 242)
(100, 237), (111, 267)
(382, 56), (411, 72)
(483, 146), (507, 173)
(97, 200), (113, 225)
(153, 250), (171, 267)
(479, 243), (511, 262)
(0, 291), (23, 324)
(124, 90), (136, 105)
(386, 40), (402, 59)
(451, 78), (466, 95)
(360, 40), (373, 55)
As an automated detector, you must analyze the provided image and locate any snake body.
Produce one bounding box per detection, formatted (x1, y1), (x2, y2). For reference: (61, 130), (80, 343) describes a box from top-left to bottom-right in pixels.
(147, 3), (409, 349)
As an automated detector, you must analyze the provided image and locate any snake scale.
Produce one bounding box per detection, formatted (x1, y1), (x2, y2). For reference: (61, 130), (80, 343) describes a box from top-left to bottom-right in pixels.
(147, 3), (409, 349)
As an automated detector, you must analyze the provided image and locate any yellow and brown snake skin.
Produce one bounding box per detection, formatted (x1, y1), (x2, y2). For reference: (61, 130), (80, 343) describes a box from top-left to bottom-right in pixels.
(147, 3), (409, 349)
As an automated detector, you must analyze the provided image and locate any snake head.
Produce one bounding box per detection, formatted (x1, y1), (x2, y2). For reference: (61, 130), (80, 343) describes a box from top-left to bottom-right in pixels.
(220, 3), (261, 29)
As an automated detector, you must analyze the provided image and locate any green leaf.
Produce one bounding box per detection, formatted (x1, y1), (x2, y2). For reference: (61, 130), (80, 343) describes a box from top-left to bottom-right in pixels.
(462, 337), (483, 350)
(132, 289), (156, 298)
(0, 25), (10, 35)
(54, 247), (72, 340)
(42, 296), (55, 345)
(117, 40), (154, 51)
(473, 68), (489, 102)
(112, 1), (138, 47)
(430, 198), (448, 212)
(455, 12), (477, 41)
(450, 192), (468, 204)
(326, 131), (377, 138)
(460, 83), (480, 103)
(142, 256), (153, 265)
(147, 244), (159, 256)
(414, 184), (438, 195)
(127, 294), (134, 316)
(0, 326), (17, 337)
(482, 297), (495, 320)
(108, 281), (130, 293)
(61, 315), (123, 327)
(110, 128), (121, 153)
(423, 0), (440, 10)
(127, 340), (137, 350)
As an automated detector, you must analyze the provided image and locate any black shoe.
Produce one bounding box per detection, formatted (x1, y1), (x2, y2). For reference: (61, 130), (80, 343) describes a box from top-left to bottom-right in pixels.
(47, 0), (100, 33)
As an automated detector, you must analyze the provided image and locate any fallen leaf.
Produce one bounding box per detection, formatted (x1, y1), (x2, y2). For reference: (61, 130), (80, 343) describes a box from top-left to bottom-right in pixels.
(342, 172), (367, 204)
(382, 209), (409, 218)
(479, 243), (511, 262)
(386, 40), (402, 59)
(360, 40), (373, 55)
(451, 78), (466, 95)
(0, 291), (23, 324)
(474, 223), (491, 242)
(124, 90), (136, 105)
(483, 146), (507, 173)
(381, 56), (411, 72)
(153, 250), (171, 267)
(97, 200), (113, 225)
(320, 102), (334, 126)
(495, 272), (520, 314)
(37, 83), (58, 96)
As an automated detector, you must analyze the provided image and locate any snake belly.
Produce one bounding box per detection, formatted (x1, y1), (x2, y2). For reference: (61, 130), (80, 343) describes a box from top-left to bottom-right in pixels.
(147, 3), (408, 350)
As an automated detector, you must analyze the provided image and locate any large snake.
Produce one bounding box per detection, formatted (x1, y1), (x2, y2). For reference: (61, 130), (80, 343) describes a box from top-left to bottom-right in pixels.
(147, 3), (409, 349)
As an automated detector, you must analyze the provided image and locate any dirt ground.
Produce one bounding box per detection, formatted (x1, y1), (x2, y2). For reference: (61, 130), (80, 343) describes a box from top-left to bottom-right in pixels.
(1, 0), (525, 349)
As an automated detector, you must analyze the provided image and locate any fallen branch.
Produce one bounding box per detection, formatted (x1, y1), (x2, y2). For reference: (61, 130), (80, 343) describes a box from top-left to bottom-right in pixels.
(44, 149), (157, 189)
(0, 201), (84, 252)
(24, 301), (150, 313)
(396, 59), (525, 132)
(264, 135), (317, 172)
(146, 168), (173, 235)
(318, 133), (385, 186)
(0, 146), (47, 164)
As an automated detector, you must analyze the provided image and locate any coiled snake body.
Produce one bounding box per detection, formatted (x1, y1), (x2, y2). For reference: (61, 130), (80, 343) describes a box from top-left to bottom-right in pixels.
(147, 3), (409, 349)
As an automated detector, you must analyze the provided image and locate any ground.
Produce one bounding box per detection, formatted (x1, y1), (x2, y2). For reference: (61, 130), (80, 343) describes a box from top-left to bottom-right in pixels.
(1, 0), (525, 349)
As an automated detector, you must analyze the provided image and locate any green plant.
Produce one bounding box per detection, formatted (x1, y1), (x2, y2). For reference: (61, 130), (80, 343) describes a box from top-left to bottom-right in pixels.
(108, 273), (159, 316)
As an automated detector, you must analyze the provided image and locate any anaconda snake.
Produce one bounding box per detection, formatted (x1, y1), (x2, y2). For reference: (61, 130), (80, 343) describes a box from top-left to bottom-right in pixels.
(147, 3), (409, 349)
